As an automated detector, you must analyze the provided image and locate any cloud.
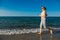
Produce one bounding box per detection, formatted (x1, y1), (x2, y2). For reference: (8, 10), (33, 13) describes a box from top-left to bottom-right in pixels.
(1, 9), (60, 17)
(0, 9), (39, 16)
(0, 9), (20, 16)
(47, 12), (60, 16)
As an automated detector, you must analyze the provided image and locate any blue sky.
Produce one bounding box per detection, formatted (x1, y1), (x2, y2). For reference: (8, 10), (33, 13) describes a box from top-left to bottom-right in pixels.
(0, 0), (60, 16)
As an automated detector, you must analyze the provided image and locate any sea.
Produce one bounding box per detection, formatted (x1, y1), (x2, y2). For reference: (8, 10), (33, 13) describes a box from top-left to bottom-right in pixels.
(0, 16), (60, 35)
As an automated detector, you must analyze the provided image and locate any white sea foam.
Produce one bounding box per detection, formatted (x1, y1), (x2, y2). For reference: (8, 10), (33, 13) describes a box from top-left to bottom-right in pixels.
(0, 28), (40, 35)
(0, 28), (60, 35)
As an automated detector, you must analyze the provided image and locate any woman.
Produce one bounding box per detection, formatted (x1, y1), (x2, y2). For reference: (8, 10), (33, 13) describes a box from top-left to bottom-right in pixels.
(39, 6), (47, 34)
(40, 6), (47, 28)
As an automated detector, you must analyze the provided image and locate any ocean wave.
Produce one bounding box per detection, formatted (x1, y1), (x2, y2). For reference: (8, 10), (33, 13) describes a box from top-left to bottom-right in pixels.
(0, 27), (60, 35)
(0, 28), (40, 35)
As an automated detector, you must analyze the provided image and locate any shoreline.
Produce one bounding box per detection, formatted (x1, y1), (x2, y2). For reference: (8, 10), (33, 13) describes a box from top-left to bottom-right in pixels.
(0, 32), (60, 40)
(0, 28), (60, 35)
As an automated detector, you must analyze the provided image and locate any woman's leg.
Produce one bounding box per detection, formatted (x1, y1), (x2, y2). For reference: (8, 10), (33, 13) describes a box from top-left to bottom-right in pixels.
(38, 18), (43, 34)
(40, 19), (43, 28)
(42, 18), (46, 28)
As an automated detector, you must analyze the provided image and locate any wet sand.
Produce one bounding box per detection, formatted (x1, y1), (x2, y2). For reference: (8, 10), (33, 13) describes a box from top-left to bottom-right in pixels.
(0, 33), (40, 40)
(0, 32), (60, 40)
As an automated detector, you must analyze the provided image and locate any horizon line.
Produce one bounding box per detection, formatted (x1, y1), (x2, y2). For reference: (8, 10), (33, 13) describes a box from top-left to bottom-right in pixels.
(0, 16), (60, 17)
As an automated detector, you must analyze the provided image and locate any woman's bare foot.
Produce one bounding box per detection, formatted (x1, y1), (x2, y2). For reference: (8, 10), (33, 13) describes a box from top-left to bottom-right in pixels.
(37, 32), (42, 35)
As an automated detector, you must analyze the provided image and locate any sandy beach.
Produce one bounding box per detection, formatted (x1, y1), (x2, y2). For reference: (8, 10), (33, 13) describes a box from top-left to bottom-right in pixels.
(0, 31), (60, 40)
(0, 33), (39, 40)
